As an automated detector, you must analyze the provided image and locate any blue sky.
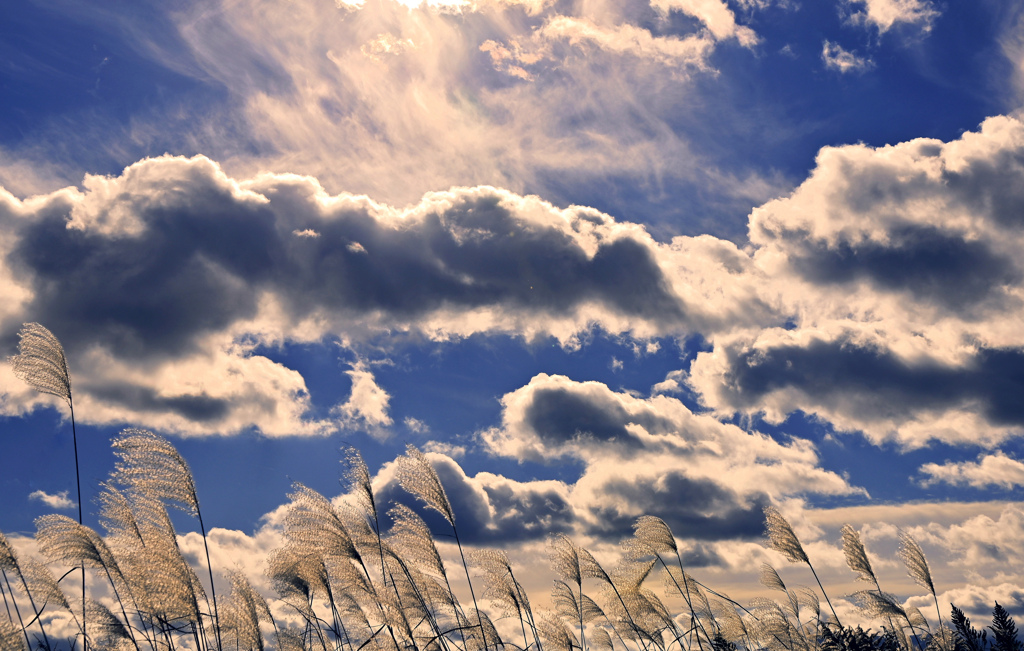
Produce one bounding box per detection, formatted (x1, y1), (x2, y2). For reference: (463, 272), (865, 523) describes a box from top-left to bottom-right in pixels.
(3, 0), (1024, 624)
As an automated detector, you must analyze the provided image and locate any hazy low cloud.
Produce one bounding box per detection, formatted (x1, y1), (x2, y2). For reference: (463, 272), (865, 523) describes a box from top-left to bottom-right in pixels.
(919, 452), (1024, 490)
(28, 490), (76, 510)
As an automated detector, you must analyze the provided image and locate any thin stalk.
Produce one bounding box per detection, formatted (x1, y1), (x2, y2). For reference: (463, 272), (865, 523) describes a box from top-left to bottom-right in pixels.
(2, 570), (32, 651)
(665, 553), (708, 651)
(804, 564), (841, 628)
(70, 400), (87, 651)
(195, 508), (223, 651)
(451, 526), (488, 651)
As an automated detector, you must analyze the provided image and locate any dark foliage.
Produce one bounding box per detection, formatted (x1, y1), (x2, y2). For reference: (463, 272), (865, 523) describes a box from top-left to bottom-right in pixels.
(990, 603), (1023, 651)
(821, 625), (903, 651)
(953, 604), (989, 651)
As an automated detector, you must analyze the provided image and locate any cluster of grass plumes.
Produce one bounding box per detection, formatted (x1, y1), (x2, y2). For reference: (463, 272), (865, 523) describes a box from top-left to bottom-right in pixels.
(3, 431), (1022, 651)
(4, 326), (1023, 651)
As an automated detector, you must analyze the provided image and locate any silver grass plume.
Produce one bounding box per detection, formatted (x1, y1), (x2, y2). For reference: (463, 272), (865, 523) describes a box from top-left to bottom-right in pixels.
(897, 530), (951, 651)
(905, 606), (929, 631)
(9, 323), (71, 405)
(552, 580), (603, 624)
(763, 506), (808, 565)
(35, 515), (113, 571)
(112, 429), (200, 516)
(840, 525), (877, 585)
(549, 534), (583, 587)
(9, 323), (88, 649)
(223, 570), (272, 651)
(849, 590), (907, 621)
(763, 506), (842, 627)
(472, 549), (537, 649)
(1, 532), (52, 651)
(21, 557), (72, 612)
(396, 445), (456, 526)
(590, 627), (614, 651)
(388, 504), (448, 579)
(759, 564), (788, 594)
(85, 599), (133, 651)
(0, 531), (22, 577)
(284, 483), (359, 561)
(794, 587), (820, 622)
(0, 618), (26, 651)
(539, 613), (579, 651)
(632, 516), (677, 555)
(34, 514), (142, 650)
(111, 428), (223, 649)
(897, 530), (933, 595)
(759, 564), (800, 622)
(398, 445), (489, 651)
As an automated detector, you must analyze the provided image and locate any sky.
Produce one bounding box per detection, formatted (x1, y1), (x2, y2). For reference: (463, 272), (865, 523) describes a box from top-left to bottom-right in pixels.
(2, 0), (1024, 628)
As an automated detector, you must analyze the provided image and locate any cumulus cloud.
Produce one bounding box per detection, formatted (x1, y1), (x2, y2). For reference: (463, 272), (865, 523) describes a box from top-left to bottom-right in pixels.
(690, 115), (1024, 449)
(919, 452), (1024, 490)
(28, 490), (75, 510)
(480, 373), (859, 540)
(3, 156), (770, 434)
(334, 361), (393, 433)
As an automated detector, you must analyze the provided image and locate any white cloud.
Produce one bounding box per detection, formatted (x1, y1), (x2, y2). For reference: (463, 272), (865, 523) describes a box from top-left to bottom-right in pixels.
(537, 17), (716, 69)
(651, 0), (759, 47)
(28, 490), (76, 510)
(334, 361), (393, 432)
(403, 416), (430, 433)
(422, 440), (466, 457)
(919, 452), (1024, 489)
(845, 0), (938, 34)
(822, 41), (872, 73)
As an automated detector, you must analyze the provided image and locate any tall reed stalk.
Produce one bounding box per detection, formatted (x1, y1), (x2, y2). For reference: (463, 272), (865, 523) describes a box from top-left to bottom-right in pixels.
(10, 323), (86, 651)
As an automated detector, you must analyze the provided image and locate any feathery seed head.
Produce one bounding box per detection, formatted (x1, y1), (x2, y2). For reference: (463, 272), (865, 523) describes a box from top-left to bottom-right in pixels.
(840, 524), (876, 584)
(9, 323), (72, 404)
(34, 514), (108, 568)
(284, 483), (359, 560)
(549, 533), (582, 586)
(633, 516), (678, 555)
(897, 530), (934, 595)
(388, 503), (447, 578)
(764, 506), (808, 565)
(759, 563), (787, 593)
(396, 445), (456, 526)
(345, 447), (377, 518)
(0, 531), (21, 574)
(0, 618), (25, 651)
(850, 590), (906, 620)
(112, 428), (200, 516)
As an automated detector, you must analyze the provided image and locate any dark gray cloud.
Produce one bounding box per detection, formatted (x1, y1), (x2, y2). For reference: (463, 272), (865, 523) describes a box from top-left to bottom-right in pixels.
(89, 382), (231, 422)
(787, 226), (1021, 312)
(715, 336), (1024, 427)
(584, 472), (770, 542)
(5, 159), (685, 365)
(943, 146), (1024, 228)
(375, 453), (575, 544)
(523, 386), (672, 450)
